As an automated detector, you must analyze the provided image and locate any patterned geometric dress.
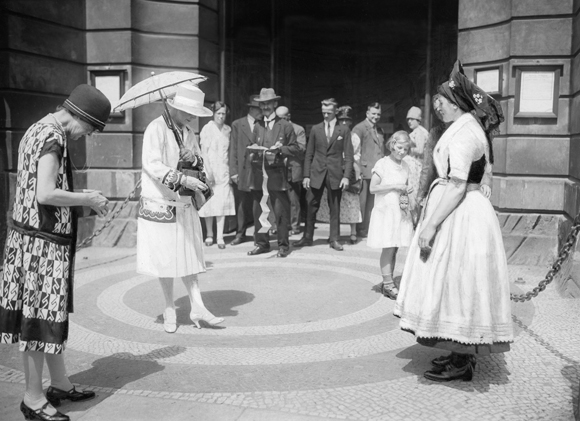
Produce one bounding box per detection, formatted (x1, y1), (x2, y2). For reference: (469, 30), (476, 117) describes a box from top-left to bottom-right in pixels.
(0, 121), (76, 354)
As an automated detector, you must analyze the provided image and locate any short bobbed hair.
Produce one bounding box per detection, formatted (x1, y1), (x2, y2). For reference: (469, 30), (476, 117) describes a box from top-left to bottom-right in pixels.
(386, 130), (412, 152)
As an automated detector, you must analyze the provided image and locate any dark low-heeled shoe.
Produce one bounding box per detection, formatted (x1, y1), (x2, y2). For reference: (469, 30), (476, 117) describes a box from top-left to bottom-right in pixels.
(424, 360), (474, 382)
(431, 354), (477, 369)
(20, 401), (69, 421)
(431, 354), (452, 367)
(46, 386), (96, 407)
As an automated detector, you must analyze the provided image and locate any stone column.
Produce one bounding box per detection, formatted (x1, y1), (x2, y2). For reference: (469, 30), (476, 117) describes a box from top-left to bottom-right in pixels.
(458, 0), (579, 269)
(82, 0), (220, 247)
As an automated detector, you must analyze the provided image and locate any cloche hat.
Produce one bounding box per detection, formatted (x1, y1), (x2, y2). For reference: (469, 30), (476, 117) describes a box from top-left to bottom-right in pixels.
(406, 106), (422, 120)
(167, 83), (213, 117)
(63, 84), (111, 132)
(254, 88), (281, 102)
(337, 105), (354, 121)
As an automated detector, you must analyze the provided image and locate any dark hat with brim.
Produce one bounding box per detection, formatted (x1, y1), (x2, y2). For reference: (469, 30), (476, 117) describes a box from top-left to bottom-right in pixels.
(63, 84), (111, 132)
(247, 95), (261, 108)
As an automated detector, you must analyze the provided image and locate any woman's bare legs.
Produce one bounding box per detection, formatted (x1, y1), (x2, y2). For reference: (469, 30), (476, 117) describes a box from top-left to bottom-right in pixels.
(204, 217), (214, 245)
(216, 216), (225, 246)
(158, 277), (176, 332)
(22, 351), (57, 414)
(182, 274), (223, 327)
(45, 353), (73, 392)
(380, 247), (399, 299)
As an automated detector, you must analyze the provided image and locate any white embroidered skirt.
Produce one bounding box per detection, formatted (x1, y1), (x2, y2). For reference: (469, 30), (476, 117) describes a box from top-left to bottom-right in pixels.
(394, 183), (513, 346)
(137, 198), (206, 278)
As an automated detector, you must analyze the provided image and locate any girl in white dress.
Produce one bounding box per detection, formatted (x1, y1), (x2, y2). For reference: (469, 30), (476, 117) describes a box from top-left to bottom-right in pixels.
(198, 102), (236, 249)
(367, 131), (414, 300)
(394, 61), (511, 382)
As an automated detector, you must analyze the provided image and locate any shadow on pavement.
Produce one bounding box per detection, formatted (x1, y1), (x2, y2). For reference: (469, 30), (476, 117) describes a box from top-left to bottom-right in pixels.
(396, 344), (511, 392)
(152, 290), (256, 328)
(66, 346), (186, 411)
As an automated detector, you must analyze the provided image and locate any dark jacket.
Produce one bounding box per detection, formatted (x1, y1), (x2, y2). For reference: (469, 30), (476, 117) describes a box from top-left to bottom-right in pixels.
(303, 121), (354, 190)
(247, 116), (299, 191)
(229, 116), (255, 192)
(287, 122), (306, 182)
(351, 118), (385, 179)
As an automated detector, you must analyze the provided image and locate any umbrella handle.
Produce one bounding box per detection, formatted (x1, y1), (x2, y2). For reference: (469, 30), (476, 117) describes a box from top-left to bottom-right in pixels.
(161, 97), (185, 151)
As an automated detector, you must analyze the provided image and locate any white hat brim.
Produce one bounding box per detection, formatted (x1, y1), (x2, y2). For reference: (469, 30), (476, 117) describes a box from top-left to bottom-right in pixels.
(167, 99), (213, 117)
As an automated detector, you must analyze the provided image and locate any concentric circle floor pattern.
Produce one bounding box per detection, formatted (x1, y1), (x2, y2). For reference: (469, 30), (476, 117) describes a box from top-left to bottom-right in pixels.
(1, 232), (579, 420)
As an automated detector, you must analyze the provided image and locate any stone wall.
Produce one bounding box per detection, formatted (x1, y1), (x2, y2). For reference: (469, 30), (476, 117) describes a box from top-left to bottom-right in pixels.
(458, 0), (580, 295)
(0, 0), (220, 257)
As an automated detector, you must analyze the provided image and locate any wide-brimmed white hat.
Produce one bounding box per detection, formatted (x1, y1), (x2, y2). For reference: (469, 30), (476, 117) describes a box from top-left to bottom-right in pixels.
(167, 83), (213, 117)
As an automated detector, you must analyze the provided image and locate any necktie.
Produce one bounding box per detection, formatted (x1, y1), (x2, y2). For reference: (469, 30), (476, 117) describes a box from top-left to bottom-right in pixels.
(326, 122), (330, 142)
(265, 119), (271, 131)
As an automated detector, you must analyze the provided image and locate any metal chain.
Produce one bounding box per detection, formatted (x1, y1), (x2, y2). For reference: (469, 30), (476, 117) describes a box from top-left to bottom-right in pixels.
(76, 178), (142, 250)
(510, 210), (580, 302)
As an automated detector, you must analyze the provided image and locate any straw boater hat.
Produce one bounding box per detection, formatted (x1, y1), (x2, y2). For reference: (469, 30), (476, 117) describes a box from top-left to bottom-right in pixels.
(406, 106), (422, 121)
(254, 88), (281, 102)
(167, 83), (213, 117)
(63, 84), (111, 132)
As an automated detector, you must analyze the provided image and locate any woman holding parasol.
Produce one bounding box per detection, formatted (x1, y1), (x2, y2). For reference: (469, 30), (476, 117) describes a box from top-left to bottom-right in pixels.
(131, 82), (224, 332)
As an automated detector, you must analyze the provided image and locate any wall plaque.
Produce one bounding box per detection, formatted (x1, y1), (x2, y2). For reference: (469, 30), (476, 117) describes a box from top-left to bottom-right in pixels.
(474, 67), (501, 95)
(514, 66), (560, 119)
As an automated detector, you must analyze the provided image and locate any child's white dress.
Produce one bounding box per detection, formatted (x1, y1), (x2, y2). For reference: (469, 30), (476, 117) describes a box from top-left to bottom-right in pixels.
(367, 156), (414, 248)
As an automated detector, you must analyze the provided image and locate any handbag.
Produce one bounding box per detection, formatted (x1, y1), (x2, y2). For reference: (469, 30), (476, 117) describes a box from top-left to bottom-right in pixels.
(177, 160), (214, 210)
(346, 179), (362, 194)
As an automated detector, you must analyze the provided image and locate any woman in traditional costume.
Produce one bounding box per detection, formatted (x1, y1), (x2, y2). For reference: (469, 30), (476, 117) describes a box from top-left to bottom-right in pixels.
(0, 85), (111, 421)
(394, 61), (512, 382)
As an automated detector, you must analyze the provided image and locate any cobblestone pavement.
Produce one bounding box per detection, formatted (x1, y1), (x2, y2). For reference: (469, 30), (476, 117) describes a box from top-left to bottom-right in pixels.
(1, 225), (579, 421)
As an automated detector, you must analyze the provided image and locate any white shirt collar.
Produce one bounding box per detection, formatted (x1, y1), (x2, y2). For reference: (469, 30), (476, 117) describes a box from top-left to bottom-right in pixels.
(247, 114), (256, 126)
(325, 118), (337, 131)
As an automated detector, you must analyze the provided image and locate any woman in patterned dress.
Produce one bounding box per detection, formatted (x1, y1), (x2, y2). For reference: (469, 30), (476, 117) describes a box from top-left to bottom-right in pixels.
(394, 61), (511, 382)
(136, 84), (224, 334)
(198, 102), (236, 249)
(0, 85), (111, 421)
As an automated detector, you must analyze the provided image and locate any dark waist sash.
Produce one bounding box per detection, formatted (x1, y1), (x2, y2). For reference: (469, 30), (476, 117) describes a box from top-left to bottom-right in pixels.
(9, 219), (76, 313)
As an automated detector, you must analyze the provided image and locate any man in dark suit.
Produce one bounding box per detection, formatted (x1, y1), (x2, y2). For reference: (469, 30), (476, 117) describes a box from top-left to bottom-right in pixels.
(276, 106), (306, 235)
(351, 102), (385, 238)
(229, 95), (262, 245)
(294, 98), (354, 251)
(247, 88), (299, 258)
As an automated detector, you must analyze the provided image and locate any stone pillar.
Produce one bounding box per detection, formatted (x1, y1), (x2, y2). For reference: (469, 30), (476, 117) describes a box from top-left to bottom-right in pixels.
(81, 0), (220, 247)
(0, 0), (88, 261)
(458, 0), (579, 271)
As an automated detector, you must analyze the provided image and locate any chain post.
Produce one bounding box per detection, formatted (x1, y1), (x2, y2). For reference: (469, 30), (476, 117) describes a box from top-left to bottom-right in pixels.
(510, 211), (580, 302)
(76, 178), (142, 250)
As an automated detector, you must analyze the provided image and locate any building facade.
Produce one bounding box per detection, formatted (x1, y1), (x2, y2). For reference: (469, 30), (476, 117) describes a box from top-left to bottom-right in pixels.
(1, 0), (579, 277)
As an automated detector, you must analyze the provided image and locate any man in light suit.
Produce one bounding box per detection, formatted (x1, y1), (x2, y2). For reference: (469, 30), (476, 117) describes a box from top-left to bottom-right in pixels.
(247, 88), (299, 258)
(229, 95), (262, 245)
(294, 98), (354, 251)
(351, 102), (386, 238)
(276, 106), (306, 235)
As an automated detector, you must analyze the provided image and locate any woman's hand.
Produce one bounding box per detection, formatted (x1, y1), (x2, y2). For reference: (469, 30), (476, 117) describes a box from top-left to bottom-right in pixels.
(86, 190), (109, 217)
(480, 184), (491, 199)
(418, 222), (437, 250)
(183, 176), (208, 191)
(179, 148), (195, 162)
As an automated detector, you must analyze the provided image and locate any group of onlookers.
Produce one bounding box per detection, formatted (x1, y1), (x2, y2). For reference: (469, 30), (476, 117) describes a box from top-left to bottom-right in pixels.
(199, 92), (431, 257)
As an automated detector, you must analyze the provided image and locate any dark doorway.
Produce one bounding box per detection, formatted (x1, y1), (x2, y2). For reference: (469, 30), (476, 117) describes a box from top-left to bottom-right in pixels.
(225, 0), (458, 136)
